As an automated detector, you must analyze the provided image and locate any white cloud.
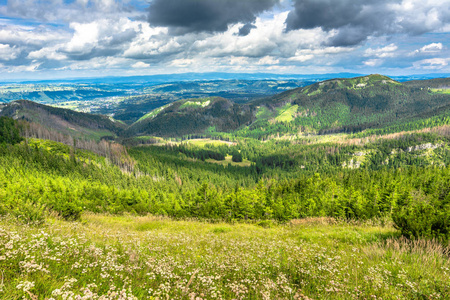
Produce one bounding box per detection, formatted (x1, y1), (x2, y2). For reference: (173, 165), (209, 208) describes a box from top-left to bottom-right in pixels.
(6, 62), (42, 73)
(0, 25), (68, 46)
(389, 0), (450, 34)
(363, 59), (383, 67)
(364, 44), (398, 58)
(64, 22), (100, 54)
(0, 44), (20, 60)
(288, 47), (355, 63)
(170, 58), (194, 67)
(257, 56), (280, 65)
(0, 0), (138, 24)
(412, 42), (444, 55)
(132, 61), (150, 68)
(288, 54), (314, 63)
(413, 57), (449, 70)
(28, 47), (67, 60)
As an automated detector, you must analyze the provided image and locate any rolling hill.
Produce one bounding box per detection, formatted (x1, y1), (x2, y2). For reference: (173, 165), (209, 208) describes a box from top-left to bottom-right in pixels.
(122, 75), (450, 139)
(125, 97), (254, 137)
(0, 100), (125, 141)
(1, 75), (449, 141)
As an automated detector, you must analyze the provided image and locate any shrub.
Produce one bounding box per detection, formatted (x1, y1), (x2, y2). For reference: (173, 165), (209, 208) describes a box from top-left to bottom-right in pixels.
(392, 190), (450, 242)
(59, 202), (83, 221)
(211, 226), (232, 233)
(232, 152), (243, 163)
(257, 220), (275, 228)
(11, 201), (46, 225)
(0, 116), (23, 145)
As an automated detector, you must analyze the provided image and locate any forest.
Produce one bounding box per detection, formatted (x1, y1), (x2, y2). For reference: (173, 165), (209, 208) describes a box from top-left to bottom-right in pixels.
(1, 115), (450, 242)
(2, 76), (450, 298)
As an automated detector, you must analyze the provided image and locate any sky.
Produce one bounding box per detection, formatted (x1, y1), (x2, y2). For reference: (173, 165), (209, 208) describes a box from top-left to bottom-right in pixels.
(0, 0), (449, 80)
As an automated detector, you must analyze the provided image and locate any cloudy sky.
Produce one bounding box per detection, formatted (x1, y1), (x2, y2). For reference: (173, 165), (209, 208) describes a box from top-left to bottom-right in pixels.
(0, 0), (449, 79)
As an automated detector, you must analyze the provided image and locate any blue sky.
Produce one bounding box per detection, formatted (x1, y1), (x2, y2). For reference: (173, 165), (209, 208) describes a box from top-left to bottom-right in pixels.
(0, 0), (448, 80)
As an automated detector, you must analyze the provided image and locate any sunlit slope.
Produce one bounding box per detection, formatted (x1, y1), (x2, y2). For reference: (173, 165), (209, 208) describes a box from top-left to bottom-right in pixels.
(0, 100), (125, 141)
(239, 75), (450, 138)
(126, 97), (253, 137)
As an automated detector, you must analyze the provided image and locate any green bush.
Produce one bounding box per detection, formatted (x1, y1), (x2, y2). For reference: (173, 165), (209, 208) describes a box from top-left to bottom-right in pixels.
(211, 226), (232, 233)
(392, 190), (450, 242)
(11, 201), (46, 225)
(59, 202), (83, 221)
(257, 220), (275, 228)
(232, 151), (243, 163)
(0, 116), (23, 145)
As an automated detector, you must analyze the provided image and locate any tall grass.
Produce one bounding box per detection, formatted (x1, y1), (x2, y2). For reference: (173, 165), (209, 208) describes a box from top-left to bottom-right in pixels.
(0, 214), (449, 299)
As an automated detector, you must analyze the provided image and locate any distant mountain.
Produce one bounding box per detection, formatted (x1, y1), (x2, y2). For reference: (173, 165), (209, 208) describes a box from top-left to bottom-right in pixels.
(2, 72), (365, 84)
(4, 72), (448, 85)
(404, 78), (450, 89)
(246, 75), (450, 136)
(127, 75), (450, 138)
(126, 97), (253, 137)
(0, 100), (125, 141)
(1, 75), (449, 141)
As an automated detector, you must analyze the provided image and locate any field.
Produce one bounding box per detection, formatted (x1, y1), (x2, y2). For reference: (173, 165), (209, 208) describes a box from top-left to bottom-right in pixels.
(1, 214), (449, 300)
(431, 88), (450, 95)
(274, 104), (299, 123)
(206, 154), (252, 167)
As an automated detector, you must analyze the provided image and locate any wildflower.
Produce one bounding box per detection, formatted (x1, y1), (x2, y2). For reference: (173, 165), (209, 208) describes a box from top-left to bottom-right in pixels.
(16, 280), (34, 292)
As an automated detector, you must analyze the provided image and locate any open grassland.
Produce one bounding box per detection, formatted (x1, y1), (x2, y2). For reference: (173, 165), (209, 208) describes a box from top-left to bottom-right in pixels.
(430, 88), (450, 95)
(152, 139), (236, 147)
(1, 215), (449, 300)
(181, 139), (235, 147)
(205, 155), (252, 167)
(274, 104), (299, 123)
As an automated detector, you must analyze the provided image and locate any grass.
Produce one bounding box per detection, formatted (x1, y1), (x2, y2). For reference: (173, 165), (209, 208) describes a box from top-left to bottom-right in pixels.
(205, 154), (252, 167)
(1, 214), (449, 299)
(274, 104), (299, 123)
(179, 98), (212, 110)
(430, 88), (450, 95)
(150, 138), (235, 147)
(137, 104), (172, 123)
(182, 139), (235, 147)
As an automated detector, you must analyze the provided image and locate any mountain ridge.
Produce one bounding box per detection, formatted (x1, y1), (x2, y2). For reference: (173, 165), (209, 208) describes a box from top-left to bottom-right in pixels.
(1, 75), (449, 141)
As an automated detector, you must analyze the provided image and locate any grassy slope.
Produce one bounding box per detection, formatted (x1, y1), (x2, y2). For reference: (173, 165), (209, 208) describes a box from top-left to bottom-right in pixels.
(126, 97), (254, 137)
(0, 100), (125, 141)
(2, 75), (449, 141)
(127, 75), (449, 140)
(238, 75), (450, 139)
(1, 215), (449, 299)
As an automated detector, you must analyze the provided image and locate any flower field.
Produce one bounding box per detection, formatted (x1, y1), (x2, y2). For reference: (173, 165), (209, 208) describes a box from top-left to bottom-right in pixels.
(1, 215), (449, 299)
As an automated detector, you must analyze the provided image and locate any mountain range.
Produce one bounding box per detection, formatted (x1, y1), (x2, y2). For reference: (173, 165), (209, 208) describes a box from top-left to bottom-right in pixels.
(1, 74), (449, 142)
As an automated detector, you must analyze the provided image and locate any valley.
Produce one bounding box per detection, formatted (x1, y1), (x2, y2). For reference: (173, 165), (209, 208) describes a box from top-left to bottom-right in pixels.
(1, 74), (450, 299)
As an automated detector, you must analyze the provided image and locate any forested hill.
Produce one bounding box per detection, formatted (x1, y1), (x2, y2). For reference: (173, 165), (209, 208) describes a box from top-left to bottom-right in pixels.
(1, 75), (449, 140)
(125, 75), (450, 139)
(0, 99), (125, 141)
(125, 97), (254, 137)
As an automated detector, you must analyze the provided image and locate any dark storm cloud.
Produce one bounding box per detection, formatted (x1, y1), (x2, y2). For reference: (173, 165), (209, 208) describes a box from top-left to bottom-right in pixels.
(148, 0), (279, 34)
(285, 0), (450, 46)
(62, 47), (123, 61)
(237, 23), (257, 36)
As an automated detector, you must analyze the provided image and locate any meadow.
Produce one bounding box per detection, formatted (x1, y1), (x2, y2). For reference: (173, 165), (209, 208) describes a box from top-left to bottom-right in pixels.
(1, 214), (449, 300)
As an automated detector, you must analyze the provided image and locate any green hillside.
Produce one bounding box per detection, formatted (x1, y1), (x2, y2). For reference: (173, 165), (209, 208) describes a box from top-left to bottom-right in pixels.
(237, 75), (450, 139)
(0, 100), (125, 141)
(120, 75), (450, 140)
(2, 75), (449, 142)
(126, 97), (253, 137)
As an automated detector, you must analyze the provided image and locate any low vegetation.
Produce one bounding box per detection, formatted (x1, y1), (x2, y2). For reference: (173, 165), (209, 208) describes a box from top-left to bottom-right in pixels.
(2, 214), (449, 299)
(1, 75), (450, 299)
